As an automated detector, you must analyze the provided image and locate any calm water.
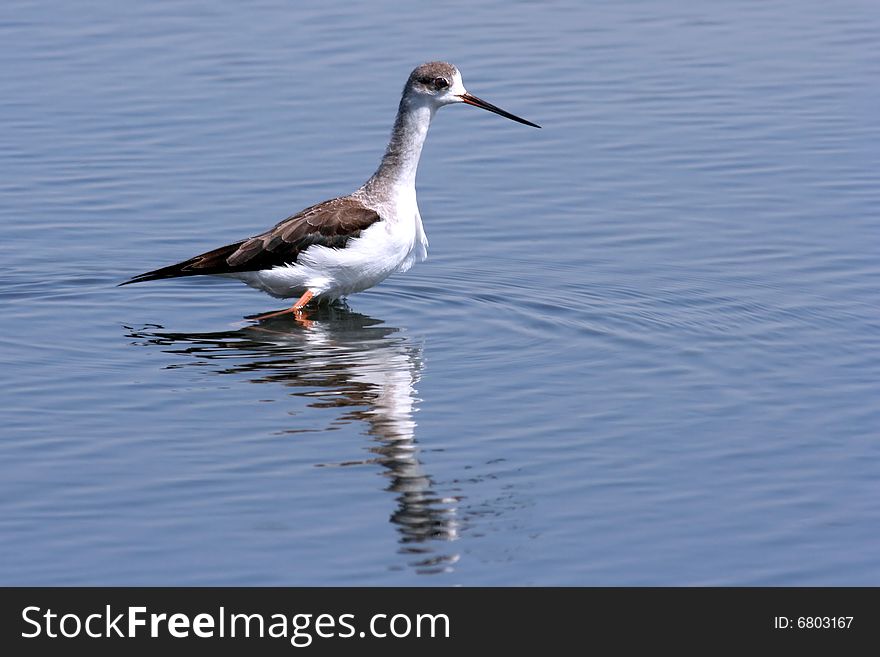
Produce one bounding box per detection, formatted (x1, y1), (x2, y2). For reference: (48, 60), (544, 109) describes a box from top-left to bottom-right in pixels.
(1, 1), (879, 585)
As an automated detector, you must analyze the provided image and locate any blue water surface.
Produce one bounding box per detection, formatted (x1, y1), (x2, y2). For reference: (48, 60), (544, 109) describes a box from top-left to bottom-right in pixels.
(1, 0), (878, 585)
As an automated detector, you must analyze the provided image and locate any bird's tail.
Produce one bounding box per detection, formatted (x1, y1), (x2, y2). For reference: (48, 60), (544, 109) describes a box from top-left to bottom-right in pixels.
(118, 241), (246, 286)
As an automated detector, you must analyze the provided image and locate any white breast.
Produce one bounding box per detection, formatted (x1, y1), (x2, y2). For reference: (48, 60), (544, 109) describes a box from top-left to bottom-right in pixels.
(232, 193), (428, 300)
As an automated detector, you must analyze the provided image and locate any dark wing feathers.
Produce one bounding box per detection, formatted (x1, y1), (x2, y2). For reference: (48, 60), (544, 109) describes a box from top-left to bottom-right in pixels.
(120, 197), (381, 286)
(118, 241), (247, 286)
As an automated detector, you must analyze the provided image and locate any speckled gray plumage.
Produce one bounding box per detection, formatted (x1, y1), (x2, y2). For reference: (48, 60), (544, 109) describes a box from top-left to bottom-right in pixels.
(407, 61), (458, 88)
(361, 62), (458, 201)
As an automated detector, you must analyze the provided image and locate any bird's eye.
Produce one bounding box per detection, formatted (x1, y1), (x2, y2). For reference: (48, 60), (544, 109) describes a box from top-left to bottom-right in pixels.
(433, 77), (449, 89)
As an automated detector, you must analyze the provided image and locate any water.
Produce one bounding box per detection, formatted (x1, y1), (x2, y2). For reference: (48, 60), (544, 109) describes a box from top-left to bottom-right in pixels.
(1, 0), (878, 585)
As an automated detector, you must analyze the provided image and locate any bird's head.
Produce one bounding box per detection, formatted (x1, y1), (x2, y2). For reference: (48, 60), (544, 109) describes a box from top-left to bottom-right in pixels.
(404, 61), (540, 128)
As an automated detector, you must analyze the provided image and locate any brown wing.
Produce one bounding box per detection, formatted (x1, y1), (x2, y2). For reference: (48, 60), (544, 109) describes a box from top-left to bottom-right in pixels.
(120, 197), (382, 285)
(226, 197), (380, 268)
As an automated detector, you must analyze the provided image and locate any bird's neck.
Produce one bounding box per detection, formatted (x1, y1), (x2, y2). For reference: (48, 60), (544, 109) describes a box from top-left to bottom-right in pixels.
(364, 97), (434, 195)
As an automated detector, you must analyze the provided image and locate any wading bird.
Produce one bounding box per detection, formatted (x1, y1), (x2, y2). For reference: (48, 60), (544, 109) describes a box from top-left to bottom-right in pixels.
(121, 62), (540, 319)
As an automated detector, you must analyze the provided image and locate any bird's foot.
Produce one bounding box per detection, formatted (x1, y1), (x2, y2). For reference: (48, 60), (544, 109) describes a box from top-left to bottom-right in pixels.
(250, 290), (315, 324)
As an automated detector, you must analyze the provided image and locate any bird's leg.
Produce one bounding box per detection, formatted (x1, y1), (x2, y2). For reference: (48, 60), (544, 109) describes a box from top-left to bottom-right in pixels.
(292, 290), (314, 312)
(252, 290), (314, 321)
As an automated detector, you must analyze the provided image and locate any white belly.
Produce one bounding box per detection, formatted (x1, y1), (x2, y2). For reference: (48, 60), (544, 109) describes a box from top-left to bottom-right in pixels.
(229, 214), (428, 300)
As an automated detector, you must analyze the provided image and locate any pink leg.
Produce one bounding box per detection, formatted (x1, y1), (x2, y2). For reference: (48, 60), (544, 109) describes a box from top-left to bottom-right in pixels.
(253, 290), (314, 321)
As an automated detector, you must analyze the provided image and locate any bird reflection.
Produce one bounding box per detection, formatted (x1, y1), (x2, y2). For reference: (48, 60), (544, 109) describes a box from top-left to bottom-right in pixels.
(124, 305), (459, 574)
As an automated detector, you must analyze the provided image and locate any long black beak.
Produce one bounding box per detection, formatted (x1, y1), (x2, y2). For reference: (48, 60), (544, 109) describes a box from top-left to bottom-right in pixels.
(458, 92), (541, 128)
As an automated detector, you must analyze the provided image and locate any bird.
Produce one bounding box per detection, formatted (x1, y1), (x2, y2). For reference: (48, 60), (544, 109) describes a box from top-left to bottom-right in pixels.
(120, 62), (540, 320)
